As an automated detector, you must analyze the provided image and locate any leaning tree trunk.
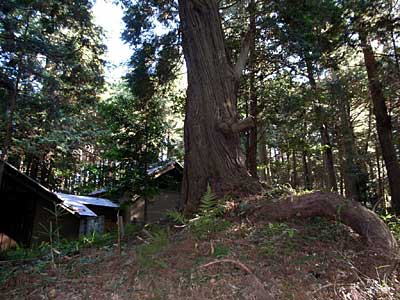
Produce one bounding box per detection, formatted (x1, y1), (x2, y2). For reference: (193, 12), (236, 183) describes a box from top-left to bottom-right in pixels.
(359, 30), (400, 214)
(179, 0), (262, 213)
(251, 192), (398, 255)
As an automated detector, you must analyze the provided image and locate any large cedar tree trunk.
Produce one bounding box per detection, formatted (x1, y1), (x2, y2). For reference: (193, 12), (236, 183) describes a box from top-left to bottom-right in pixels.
(179, 0), (261, 213)
(359, 31), (400, 213)
(177, 1), (397, 255)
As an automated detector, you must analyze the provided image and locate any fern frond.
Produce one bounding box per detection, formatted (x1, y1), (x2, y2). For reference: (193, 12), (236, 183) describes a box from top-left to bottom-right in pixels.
(166, 210), (187, 225)
(199, 184), (224, 217)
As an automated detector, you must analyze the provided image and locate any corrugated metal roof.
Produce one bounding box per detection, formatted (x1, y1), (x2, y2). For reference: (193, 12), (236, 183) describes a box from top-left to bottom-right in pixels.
(147, 161), (183, 177)
(61, 200), (97, 217)
(56, 193), (119, 208)
(87, 187), (108, 197)
(1, 161), (117, 218)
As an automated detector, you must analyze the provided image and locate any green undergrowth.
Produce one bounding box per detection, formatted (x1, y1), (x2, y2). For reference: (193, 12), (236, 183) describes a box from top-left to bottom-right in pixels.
(0, 230), (126, 286)
(136, 227), (169, 269)
(212, 243), (230, 258)
(379, 212), (400, 241)
(0, 230), (121, 263)
(168, 184), (232, 240)
(263, 183), (314, 200)
(251, 217), (349, 259)
(1, 222), (143, 265)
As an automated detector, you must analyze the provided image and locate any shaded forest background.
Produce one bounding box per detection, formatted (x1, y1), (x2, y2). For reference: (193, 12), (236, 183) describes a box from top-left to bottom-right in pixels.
(1, 0), (400, 213)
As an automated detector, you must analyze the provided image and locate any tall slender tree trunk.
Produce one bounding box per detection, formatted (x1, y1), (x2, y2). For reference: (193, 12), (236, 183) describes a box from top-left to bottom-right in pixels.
(375, 139), (384, 202)
(332, 71), (362, 201)
(179, 0), (261, 213)
(304, 57), (337, 192)
(302, 150), (311, 190)
(292, 150), (298, 189)
(359, 30), (400, 213)
(246, 0), (258, 178)
(320, 124), (338, 192)
(258, 125), (269, 183)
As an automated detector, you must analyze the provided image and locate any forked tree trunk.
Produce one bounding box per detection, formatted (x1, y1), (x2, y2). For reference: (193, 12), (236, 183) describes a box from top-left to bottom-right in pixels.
(177, 0), (397, 258)
(179, 0), (262, 213)
(251, 192), (398, 254)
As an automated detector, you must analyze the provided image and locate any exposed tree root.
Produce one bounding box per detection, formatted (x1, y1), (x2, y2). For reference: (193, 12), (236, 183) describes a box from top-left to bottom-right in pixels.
(199, 259), (273, 300)
(200, 259), (254, 274)
(250, 191), (398, 256)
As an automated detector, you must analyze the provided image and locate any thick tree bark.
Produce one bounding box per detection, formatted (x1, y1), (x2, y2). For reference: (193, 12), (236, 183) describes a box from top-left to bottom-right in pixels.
(359, 31), (400, 213)
(179, 0), (262, 213)
(251, 192), (398, 255)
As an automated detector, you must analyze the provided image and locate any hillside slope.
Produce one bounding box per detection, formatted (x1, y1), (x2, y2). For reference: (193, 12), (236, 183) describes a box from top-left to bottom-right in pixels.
(1, 195), (399, 300)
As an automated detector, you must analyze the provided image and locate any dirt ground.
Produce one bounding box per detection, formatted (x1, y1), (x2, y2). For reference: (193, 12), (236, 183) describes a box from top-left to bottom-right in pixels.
(1, 212), (399, 300)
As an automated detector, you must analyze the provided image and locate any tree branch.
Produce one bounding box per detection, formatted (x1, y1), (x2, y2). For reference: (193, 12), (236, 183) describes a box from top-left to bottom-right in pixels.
(218, 117), (255, 134)
(233, 29), (253, 80)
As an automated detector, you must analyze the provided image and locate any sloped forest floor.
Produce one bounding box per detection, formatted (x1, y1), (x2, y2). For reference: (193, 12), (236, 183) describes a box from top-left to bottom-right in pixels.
(1, 194), (399, 300)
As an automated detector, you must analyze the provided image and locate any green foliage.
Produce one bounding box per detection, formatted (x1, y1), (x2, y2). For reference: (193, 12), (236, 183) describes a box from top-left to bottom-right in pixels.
(166, 209), (188, 225)
(255, 222), (298, 258)
(301, 217), (347, 242)
(212, 244), (230, 258)
(198, 184), (225, 218)
(0, 231), (118, 286)
(167, 186), (231, 239)
(0, 0), (106, 191)
(124, 223), (142, 236)
(98, 81), (167, 198)
(190, 186), (231, 239)
(64, 231), (117, 252)
(0, 243), (48, 261)
(191, 217), (232, 240)
(0, 231), (117, 262)
(263, 222), (296, 239)
(380, 213), (400, 241)
(136, 229), (169, 269)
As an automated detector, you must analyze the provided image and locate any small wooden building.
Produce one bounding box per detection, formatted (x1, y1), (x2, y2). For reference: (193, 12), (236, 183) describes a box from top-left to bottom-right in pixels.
(129, 161), (183, 223)
(56, 193), (119, 233)
(0, 161), (118, 248)
(89, 161), (183, 224)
